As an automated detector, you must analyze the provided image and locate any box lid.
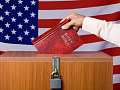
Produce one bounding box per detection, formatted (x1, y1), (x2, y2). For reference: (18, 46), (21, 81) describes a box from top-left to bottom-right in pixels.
(0, 51), (112, 62)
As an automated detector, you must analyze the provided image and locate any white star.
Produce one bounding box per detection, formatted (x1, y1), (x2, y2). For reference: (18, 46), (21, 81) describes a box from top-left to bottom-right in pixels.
(17, 36), (23, 41)
(24, 30), (29, 35)
(11, 4), (16, 10)
(24, 5), (29, 11)
(11, 29), (17, 34)
(24, 18), (29, 23)
(11, 17), (16, 22)
(30, 24), (36, 30)
(0, 27), (4, 33)
(18, 0), (23, 4)
(5, 22), (10, 28)
(30, 37), (35, 41)
(30, 12), (35, 17)
(31, 0), (36, 5)
(0, 3), (3, 9)
(4, 34), (10, 40)
(5, 10), (10, 16)
(0, 16), (4, 21)
(18, 24), (23, 29)
(17, 11), (23, 17)
(5, 0), (10, 3)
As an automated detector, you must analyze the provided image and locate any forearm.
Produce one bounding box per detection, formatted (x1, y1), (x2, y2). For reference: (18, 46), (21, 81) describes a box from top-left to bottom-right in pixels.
(82, 17), (120, 47)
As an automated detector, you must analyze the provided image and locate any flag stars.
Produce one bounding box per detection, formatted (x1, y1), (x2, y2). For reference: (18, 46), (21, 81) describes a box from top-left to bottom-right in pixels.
(5, 10), (10, 16)
(30, 24), (36, 30)
(11, 29), (17, 34)
(11, 17), (16, 22)
(24, 18), (29, 23)
(0, 16), (4, 21)
(30, 12), (35, 17)
(30, 37), (34, 41)
(17, 36), (23, 41)
(24, 30), (29, 35)
(31, 0), (36, 5)
(0, 28), (4, 33)
(17, 11), (23, 17)
(0, 3), (3, 9)
(5, 22), (10, 28)
(11, 4), (16, 10)
(24, 5), (29, 11)
(5, 0), (10, 3)
(5, 34), (10, 40)
(18, 24), (23, 29)
(18, 0), (23, 4)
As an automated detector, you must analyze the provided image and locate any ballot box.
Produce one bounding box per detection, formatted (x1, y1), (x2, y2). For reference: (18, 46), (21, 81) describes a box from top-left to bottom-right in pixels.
(0, 51), (113, 90)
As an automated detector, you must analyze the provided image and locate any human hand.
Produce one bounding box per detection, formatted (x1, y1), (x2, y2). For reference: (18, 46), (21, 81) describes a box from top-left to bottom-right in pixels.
(60, 13), (85, 32)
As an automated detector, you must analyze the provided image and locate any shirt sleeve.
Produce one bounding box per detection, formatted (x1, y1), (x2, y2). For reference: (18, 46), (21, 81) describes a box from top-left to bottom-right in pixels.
(82, 17), (120, 47)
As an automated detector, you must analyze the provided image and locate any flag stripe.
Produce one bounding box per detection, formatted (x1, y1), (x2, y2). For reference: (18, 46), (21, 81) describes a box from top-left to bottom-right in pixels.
(38, 19), (60, 28)
(102, 47), (120, 57)
(0, 41), (117, 51)
(113, 56), (120, 65)
(113, 83), (120, 90)
(75, 41), (117, 51)
(0, 42), (36, 51)
(80, 35), (104, 43)
(39, 1), (120, 10)
(114, 65), (120, 74)
(113, 74), (120, 84)
(0, 51), (5, 55)
(92, 11), (120, 21)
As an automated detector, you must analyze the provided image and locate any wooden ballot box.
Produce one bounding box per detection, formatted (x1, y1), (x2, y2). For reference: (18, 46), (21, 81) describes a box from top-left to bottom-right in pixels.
(0, 51), (113, 90)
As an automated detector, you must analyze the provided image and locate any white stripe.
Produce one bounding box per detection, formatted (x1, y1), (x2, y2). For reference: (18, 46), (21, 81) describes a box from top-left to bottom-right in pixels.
(113, 74), (120, 84)
(39, 0), (76, 1)
(75, 41), (117, 51)
(113, 56), (120, 65)
(38, 28), (91, 36)
(0, 42), (36, 51)
(38, 3), (120, 19)
(0, 40), (117, 51)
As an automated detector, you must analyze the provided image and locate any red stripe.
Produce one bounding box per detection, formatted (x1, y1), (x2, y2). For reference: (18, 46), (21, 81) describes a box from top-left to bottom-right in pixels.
(92, 11), (120, 21)
(114, 83), (120, 90)
(38, 19), (61, 28)
(113, 65), (120, 74)
(0, 51), (5, 55)
(80, 35), (104, 44)
(102, 47), (120, 56)
(39, 0), (120, 10)
(38, 11), (120, 28)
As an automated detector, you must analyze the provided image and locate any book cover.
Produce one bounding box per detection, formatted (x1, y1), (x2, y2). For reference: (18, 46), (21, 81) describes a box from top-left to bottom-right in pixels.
(32, 20), (83, 54)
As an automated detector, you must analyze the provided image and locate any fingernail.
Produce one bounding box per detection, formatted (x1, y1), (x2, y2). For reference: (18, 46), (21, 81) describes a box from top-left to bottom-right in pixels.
(62, 26), (65, 29)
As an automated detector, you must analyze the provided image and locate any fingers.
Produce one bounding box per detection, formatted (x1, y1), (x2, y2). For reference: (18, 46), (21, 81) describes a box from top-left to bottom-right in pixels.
(62, 21), (74, 29)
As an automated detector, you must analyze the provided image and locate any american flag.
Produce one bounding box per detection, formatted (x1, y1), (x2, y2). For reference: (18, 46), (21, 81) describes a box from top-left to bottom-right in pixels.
(0, 0), (120, 89)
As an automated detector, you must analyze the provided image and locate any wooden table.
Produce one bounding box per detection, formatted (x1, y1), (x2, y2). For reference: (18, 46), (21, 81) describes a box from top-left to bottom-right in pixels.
(0, 51), (113, 90)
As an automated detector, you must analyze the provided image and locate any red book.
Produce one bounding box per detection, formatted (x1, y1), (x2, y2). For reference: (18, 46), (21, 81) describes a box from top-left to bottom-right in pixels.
(32, 20), (83, 54)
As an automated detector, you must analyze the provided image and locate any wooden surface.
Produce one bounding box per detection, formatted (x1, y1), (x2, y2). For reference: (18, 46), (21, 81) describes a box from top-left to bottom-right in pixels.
(0, 51), (113, 90)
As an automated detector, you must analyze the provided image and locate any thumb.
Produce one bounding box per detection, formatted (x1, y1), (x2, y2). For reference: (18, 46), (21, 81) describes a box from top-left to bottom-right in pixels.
(62, 21), (73, 30)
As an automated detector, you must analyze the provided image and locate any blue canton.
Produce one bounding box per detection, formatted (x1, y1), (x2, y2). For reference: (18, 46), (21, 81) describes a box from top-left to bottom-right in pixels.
(0, 0), (38, 45)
